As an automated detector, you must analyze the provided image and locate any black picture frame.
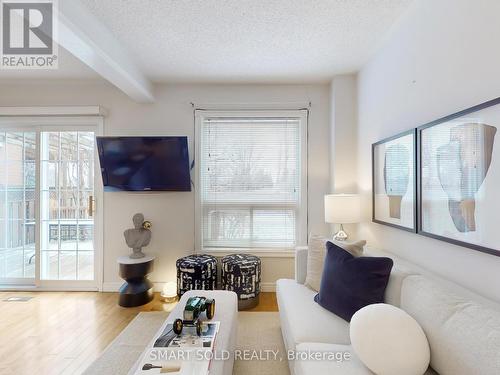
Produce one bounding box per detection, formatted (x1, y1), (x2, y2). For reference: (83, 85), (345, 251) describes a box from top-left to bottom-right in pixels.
(417, 97), (500, 257)
(372, 129), (417, 233)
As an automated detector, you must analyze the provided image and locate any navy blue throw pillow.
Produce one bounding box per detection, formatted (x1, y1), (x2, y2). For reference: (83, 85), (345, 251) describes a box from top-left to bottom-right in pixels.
(314, 241), (393, 322)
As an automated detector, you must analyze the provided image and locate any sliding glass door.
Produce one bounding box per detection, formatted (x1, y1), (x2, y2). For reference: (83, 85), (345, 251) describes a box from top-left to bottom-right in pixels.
(0, 131), (36, 283)
(40, 131), (96, 281)
(0, 117), (102, 289)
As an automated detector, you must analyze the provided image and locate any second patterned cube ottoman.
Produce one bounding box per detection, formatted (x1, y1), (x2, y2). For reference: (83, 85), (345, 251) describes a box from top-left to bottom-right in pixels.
(221, 253), (261, 310)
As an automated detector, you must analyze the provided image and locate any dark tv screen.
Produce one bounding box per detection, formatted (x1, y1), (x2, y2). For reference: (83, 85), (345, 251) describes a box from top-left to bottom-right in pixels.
(96, 136), (191, 192)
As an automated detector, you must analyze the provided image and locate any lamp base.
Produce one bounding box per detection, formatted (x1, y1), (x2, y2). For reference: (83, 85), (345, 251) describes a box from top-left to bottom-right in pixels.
(333, 224), (348, 241)
(160, 293), (178, 303)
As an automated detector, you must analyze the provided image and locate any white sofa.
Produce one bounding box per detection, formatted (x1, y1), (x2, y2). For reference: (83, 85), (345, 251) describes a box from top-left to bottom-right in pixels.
(276, 246), (500, 375)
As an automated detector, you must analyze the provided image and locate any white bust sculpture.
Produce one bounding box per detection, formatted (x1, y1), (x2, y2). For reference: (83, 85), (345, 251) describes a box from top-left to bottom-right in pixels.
(124, 213), (151, 259)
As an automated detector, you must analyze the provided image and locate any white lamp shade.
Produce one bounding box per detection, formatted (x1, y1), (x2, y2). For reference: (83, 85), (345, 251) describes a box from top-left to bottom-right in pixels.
(162, 281), (177, 298)
(325, 194), (361, 224)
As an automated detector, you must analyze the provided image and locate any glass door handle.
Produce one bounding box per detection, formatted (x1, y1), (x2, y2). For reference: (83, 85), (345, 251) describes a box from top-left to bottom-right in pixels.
(88, 195), (95, 217)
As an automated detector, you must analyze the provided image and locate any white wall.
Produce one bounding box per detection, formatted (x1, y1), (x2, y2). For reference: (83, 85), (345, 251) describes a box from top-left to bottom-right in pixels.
(330, 75), (358, 193)
(329, 75), (358, 238)
(0, 82), (331, 289)
(357, 0), (500, 302)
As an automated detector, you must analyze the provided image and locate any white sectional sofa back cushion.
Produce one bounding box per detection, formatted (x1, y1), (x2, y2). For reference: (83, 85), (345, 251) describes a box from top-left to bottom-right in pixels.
(401, 275), (500, 375)
(304, 235), (366, 291)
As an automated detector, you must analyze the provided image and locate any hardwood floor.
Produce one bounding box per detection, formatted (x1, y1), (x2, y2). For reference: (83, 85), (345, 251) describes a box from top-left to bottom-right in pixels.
(246, 291), (279, 312)
(0, 291), (278, 375)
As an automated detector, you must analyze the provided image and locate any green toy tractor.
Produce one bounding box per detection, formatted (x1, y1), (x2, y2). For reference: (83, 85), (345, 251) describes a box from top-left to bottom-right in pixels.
(173, 296), (216, 336)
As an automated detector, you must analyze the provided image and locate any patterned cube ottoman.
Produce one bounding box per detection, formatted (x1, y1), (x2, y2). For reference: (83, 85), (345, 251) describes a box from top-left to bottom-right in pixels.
(176, 254), (218, 296)
(221, 253), (261, 310)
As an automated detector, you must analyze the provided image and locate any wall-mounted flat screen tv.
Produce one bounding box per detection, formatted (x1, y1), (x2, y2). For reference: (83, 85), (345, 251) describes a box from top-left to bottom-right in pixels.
(96, 136), (191, 192)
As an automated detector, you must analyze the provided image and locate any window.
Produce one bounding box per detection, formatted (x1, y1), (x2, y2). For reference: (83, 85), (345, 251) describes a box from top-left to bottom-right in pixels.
(196, 110), (308, 250)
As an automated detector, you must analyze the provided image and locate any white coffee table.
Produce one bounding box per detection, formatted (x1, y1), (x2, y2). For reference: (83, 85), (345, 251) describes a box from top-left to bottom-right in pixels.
(129, 290), (238, 375)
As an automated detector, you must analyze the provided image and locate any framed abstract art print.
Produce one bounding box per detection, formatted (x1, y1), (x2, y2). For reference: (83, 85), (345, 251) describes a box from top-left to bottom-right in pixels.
(418, 97), (500, 256)
(372, 129), (417, 232)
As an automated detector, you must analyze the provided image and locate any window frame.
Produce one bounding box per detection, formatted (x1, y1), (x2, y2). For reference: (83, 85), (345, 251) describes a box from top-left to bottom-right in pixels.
(194, 110), (308, 254)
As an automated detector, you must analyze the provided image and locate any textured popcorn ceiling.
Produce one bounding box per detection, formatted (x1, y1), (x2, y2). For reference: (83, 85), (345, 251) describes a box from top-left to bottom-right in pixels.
(79, 0), (413, 83)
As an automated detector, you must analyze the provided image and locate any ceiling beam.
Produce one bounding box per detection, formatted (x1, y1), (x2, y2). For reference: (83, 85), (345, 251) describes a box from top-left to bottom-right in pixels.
(56, 0), (154, 103)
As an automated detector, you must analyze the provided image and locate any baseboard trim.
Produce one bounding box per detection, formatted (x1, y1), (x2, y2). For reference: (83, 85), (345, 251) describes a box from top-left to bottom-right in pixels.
(102, 281), (277, 293)
(261, 282), (276, 292)
(101, 282), (123, 292)
(102, 282), (174, 293)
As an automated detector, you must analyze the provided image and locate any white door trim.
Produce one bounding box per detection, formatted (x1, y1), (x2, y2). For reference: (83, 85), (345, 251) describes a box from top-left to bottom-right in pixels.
(0, 106), (106, 117)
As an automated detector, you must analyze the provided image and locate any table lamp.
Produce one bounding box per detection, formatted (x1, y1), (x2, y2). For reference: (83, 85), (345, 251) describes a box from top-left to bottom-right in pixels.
(161, 281), (178, 303)
(324, 194), (361, 241)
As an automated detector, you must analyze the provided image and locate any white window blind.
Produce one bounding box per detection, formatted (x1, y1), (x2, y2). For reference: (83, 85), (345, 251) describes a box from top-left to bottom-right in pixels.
(196, 111), (307, 250)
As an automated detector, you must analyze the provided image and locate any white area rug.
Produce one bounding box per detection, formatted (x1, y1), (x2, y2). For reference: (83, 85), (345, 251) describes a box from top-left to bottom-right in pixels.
(83, 311), (290, 375)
